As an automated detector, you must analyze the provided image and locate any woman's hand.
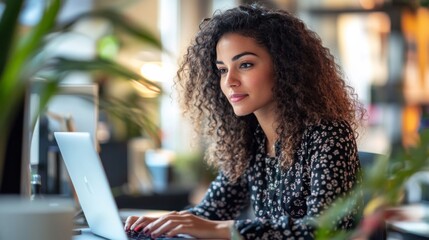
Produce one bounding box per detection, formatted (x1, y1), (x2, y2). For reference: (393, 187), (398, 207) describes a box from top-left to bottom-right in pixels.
(124, 214), (157, 232)
(125, 211), (234, 239)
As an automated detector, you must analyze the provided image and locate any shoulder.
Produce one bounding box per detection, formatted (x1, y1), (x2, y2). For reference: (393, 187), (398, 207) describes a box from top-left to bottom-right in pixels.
(301, 120), (357, 155)
(304, 120), (354, 142)
(300, 121), (359, 171)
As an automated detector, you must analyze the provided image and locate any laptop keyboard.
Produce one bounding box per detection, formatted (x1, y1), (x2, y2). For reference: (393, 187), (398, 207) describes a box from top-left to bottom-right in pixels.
(126, 230), (153, 239)
(126, 230), (187, 239)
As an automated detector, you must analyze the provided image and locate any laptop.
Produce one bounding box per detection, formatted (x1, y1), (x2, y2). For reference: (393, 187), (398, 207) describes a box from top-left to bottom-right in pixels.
(54, 132), (190, 240)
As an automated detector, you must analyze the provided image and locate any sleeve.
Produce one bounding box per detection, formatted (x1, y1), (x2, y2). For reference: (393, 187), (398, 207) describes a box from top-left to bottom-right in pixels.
(234, 122), (362, 240)
(187, 172), (251, 220)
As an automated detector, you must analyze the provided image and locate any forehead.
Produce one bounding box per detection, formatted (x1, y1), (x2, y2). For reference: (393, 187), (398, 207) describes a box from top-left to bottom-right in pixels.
(216, 33), (268, 59)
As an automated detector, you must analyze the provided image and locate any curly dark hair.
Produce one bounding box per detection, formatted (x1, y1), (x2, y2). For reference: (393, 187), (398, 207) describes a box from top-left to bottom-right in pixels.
(176, 4), (366, 183)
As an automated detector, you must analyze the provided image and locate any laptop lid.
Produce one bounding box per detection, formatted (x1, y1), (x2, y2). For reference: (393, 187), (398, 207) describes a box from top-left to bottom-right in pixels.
(54, 132), (128, 240)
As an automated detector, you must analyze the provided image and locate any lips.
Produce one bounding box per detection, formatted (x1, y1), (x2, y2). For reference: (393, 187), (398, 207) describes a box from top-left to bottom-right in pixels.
(229, 93), (248, 103)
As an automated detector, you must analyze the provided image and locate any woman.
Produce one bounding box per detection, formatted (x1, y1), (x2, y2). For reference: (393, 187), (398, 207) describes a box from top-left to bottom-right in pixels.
(125, 4), (365, 239)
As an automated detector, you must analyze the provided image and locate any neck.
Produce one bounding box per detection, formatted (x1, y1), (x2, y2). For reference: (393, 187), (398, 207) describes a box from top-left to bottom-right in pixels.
(255, 113), (278, 156)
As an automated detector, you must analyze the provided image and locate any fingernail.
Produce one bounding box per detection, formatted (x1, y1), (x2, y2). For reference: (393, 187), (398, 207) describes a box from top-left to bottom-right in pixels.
(134, 227), (141, 232)
(143, 227), (148, 233)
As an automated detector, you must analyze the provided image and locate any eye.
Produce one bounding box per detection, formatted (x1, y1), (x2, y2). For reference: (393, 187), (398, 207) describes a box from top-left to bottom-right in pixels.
(217, 68), (227, 75)
(240, 62), (253, 69)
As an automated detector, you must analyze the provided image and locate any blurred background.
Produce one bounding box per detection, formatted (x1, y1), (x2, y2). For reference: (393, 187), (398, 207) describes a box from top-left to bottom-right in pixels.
(1, 0), (428, 239)
(3, 0), (429, 230)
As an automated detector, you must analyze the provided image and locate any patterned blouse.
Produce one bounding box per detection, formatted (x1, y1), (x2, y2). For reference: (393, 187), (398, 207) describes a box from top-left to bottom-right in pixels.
(188, 121), (362, 240)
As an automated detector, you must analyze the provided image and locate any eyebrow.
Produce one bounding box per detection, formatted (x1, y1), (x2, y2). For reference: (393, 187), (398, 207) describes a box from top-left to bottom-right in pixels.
(216, 51), (257, 64)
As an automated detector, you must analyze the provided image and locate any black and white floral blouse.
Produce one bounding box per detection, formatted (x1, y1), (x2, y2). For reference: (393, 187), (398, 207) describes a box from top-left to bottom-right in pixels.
(188, 121), (362, 240)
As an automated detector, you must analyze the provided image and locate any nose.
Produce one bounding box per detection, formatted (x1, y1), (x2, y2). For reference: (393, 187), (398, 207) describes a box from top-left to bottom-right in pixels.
(225, 70), (240, 87)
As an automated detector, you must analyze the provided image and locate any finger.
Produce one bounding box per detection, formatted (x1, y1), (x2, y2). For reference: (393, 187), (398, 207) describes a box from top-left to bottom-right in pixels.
(165, 224), (193, 238)
(151, 220), (190, 238)
(124, 216), (139, 231)
(143, 213), (186, 234)
(130, 216), (155, 232)
(178, 212), (193, 218)
(144, 211), (180, 230)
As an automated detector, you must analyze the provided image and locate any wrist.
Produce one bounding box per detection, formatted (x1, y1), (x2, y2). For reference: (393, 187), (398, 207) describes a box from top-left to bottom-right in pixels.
(216, 220), (237, 240)
(229, 222), (242, 240)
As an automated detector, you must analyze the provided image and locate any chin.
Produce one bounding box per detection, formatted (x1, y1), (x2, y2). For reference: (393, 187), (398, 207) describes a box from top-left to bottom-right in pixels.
(233, 110), (252, 117)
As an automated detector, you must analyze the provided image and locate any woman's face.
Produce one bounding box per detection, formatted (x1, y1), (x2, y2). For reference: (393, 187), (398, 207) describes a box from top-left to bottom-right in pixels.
(216, 33), (276, 117)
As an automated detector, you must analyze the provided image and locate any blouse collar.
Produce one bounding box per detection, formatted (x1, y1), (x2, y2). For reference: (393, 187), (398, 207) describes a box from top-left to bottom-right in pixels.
(254, 124), (281, 157)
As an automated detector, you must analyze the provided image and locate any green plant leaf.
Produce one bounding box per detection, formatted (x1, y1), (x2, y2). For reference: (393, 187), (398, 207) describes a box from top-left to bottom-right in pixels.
(316, 129), (429, 239)
(421, 0), (429, 7)
(0, 0), (61, 94)
(0, 0), (165, 193)
(315, 188), (361, 238)
(0, 0), (24, 75)
(0, 0), (61, 187)
(58, 9), (162, 50)
(0, 0), (61, 127)
(39, 57), (162, 93)
(99, 97), (161, 145)
(31, 56), (162, 144)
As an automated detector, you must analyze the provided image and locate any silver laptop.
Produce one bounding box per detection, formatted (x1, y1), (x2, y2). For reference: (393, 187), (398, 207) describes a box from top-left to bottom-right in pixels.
(55, 132), (130, 240)
(55, 132), (191, 240)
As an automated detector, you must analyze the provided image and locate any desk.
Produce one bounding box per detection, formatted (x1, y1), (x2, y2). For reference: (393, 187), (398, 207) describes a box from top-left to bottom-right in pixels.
(386, 204), (429, 240)
(388, 221), (429, 240)
(73, 228), (106, 240)
(73, 228), (194, 240)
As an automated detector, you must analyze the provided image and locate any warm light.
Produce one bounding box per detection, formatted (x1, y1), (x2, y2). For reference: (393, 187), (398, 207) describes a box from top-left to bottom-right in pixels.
(360, 0), (376, 9)
(360, 0), (384, 9)
(140, 62), (163, 82)
(368, 13), (390, 34)
(131, 80), (160, 98)
(402, 105), (421, 147)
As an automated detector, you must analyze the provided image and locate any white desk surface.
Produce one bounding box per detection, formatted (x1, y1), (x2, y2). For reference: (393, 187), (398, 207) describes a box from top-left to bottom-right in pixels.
(73, 228), (106, 240)
(386, 204), (429, 237)
(388, 221), (429, 237)
(74, 208), (429, 239)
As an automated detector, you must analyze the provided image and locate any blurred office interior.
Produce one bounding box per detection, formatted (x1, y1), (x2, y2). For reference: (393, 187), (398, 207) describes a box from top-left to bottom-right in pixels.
(1, 0), (429, 238)
(20, 0), (429, 209)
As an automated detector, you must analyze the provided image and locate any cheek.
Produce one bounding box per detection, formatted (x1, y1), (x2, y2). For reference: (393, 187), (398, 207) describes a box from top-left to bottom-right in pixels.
(263, 72), (276, 90)
(220, 81), (227, 96)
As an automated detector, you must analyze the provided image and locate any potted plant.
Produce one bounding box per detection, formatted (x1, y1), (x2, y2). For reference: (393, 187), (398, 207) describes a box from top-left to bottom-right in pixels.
(0, 0), (163, 192)
(314, 128), (429, 239)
